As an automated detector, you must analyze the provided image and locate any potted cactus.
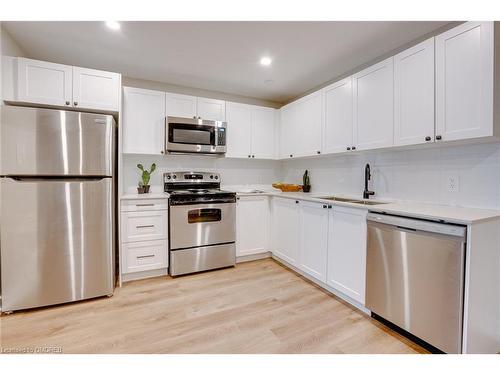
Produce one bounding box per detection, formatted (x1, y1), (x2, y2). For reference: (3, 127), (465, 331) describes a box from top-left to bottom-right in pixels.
(302, 170), (311, 193)
(137, 163), (156, 194)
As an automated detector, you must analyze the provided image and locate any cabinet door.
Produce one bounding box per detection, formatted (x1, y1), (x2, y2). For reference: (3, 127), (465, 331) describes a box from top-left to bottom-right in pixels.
(251, 106), (276, 159)
(17, 58), (72, 107)
(122, 240), (168, 274)
(122, 87), (166, 155)
(436, 21), (494, 141)
(271, 198), (299, 265)
(327, 206), (367, 304)
(236, 196), (269, 256)
(394, 38), (435, 146)
(298, 201), (329, 282)
(323, 77), (353, 154)
(72, 67), (120, 111)
(197, 97), (226, 121)
(279, 103), (296, 159)
(353, 57), (394, 151)
(165, 93), (197, 118)
(225, 102), (252, 158)
(293, 91), (323, 157)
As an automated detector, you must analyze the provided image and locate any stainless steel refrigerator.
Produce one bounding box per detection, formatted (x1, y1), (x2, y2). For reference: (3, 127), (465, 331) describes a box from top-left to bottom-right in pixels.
(0, 105), (115, 312)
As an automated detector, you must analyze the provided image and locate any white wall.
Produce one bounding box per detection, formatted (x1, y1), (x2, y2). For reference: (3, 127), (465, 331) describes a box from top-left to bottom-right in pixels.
(122, 154), (281, 194)
(281, 143), (500, 210)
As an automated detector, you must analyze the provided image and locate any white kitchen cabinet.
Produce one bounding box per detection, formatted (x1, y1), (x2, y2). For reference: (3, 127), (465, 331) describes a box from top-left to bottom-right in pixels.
(236, 195), (269, 256)
(251, 106), (276, 159)
(353, 57), (394, 151)
(298, 200), (329, 282)
(122, 240), (168, 274)
(436, 21), (494, 142)
(271, 197), (300, 265)
(165, 93), (197, 118)
(16, 58), (72, 107)
(123, 87), (166, 155)
(394, 38), (435, 146)
(226, 102), (276, 159)
(4, 57), (120, 112)
(197, 97), (226, 121)
(322, 77), (354, 154)
(121, 210), (168, 243)
(279, 103), (297, 158)
(72, 66), (120, 111)
(327, 206), (368, 304)
(226, 102), (252, 158)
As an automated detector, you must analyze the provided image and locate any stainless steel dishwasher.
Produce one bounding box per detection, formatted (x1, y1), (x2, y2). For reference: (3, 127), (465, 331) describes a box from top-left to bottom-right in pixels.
(365, 213), (466, 354)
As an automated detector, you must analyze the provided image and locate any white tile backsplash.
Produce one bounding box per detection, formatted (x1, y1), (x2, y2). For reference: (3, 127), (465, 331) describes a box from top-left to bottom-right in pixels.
(122, 142), (500, 210)
(122, 154), (282, 194)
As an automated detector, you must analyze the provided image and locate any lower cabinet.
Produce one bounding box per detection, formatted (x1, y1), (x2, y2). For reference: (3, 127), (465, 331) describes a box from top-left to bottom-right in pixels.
(120, 199), (169, 276)
(236, 195), (270, 256)
(326, 206), (368, 304)
(298, 200), (329, 282)
(271, 197), (300, 265)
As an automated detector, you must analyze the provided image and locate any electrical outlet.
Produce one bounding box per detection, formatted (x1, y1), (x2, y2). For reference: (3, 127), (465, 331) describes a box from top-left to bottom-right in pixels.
(446, 174), (460, 193)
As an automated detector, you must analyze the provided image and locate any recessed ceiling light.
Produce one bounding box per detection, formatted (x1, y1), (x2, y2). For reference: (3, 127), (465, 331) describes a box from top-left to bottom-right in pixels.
(260, 56), (272, 66)
(105, 21), (121, 31)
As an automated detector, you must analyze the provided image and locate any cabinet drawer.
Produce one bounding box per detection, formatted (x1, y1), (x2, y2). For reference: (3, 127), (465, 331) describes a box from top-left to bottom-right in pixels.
(121, 199), (168, 212)
(122, 240), (168, 274)
(121, 210), (168, 242)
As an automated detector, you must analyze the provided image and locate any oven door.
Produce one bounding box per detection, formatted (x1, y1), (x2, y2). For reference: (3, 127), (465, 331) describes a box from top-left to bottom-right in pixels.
(166, 116), (226, 154)
(170, 202), (236, 249)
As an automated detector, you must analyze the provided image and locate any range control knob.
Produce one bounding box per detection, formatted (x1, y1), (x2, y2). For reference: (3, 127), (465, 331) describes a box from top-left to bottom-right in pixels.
(173, 175), (177, 179)
(210, 175), (214, 179)
(166, 175), (171, 180)
(215, 175), (219, 180)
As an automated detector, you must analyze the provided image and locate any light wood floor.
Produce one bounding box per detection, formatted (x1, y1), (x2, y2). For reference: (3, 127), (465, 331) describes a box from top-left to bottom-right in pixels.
(0, 259), (426, 354)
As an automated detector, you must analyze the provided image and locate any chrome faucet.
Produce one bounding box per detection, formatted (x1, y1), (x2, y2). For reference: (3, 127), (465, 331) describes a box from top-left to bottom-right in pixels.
(363, 163), (375, 199)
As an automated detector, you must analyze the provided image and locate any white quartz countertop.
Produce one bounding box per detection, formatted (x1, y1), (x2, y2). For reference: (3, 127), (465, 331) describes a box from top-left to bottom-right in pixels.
(121, 192), (170, 200)
(226, 187), (500, 225)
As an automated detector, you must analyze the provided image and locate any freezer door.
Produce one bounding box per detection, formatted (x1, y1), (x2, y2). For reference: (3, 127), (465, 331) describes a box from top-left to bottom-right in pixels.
(0, 177), (114, 311)
(366, 219), (466, 353)
(1, 106), (114, 176)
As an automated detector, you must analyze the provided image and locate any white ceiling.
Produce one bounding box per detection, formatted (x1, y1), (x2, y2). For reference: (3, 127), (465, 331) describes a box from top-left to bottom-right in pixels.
(3, 21), (450, 103)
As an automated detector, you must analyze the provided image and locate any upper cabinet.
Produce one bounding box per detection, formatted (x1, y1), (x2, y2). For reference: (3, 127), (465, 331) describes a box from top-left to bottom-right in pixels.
(3, 57), (120, 112)
(226, 102), (276, 159)
(280, 91), (323, 158)
(394, 38), (435, 146)
(322, 77), (354, 154)
(16, 58), (72, 107)
(197, 97), (226, 121)
(165, 93), (197, 118)
(165, 93), (226, 121)
(436, 21), (494, 142)
(353, 57), (394, 151)
(72, 67), (120, 112)
(123, 87), (166, 155)
(226, 102), (252, 158)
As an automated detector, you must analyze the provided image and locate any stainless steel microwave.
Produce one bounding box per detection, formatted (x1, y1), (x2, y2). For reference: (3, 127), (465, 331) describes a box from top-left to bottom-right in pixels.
(165, 116), (227, 155)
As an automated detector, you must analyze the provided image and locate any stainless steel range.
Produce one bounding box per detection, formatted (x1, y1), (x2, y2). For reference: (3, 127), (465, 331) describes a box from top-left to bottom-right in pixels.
(165, 171), (236, 276)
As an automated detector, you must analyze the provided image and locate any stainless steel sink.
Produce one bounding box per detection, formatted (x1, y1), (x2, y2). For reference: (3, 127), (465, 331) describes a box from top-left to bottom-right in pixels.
(316, 196), (388, 206)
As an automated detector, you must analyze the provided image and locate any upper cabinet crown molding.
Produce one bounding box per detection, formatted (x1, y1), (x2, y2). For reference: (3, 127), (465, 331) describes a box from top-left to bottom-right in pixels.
(3, 57), (121, 112)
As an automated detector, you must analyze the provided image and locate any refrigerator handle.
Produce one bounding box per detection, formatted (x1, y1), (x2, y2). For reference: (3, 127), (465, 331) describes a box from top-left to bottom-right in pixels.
(2, 176), (109, 182)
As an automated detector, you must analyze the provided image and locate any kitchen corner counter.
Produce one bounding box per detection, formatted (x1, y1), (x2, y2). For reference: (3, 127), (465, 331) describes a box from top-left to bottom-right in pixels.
(121, 192), (170, 200)
(228, 188), (500, 225)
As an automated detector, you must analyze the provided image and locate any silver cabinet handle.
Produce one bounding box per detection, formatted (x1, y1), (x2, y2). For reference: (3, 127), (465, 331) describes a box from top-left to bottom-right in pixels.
(136, 225), (154, 229)
(136, 254), (155, 259)
(136, 203), (154, 207)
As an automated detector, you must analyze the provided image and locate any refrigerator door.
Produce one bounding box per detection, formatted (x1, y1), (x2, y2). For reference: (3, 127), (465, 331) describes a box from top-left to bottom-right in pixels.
(0, 177), (114, 311)
(1, 106), (114, 176)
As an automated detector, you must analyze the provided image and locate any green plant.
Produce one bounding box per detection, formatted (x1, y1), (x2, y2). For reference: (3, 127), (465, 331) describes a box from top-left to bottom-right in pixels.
(137, 163), (157, 186)
(303, 170), (310, 186)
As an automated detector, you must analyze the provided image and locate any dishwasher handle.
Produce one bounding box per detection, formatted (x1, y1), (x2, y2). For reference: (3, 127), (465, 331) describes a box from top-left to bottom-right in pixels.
(367, 213), (466, 238)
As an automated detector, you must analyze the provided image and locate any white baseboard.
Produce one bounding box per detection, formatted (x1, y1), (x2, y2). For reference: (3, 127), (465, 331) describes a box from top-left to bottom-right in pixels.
(121, 268), (168, 283)
(236, 251), (272, 263)
(271, 255), (371, 315)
